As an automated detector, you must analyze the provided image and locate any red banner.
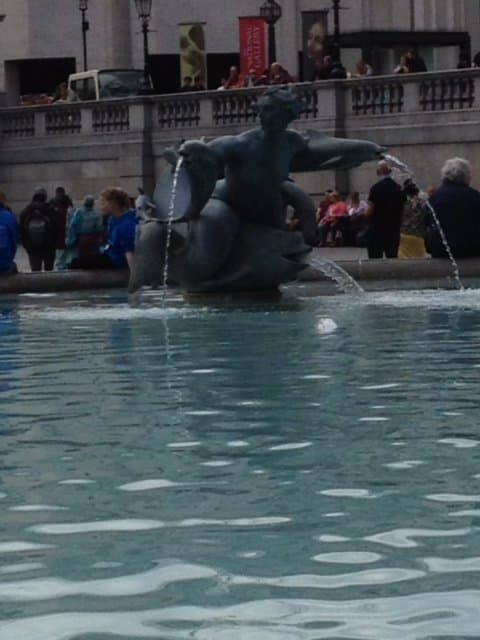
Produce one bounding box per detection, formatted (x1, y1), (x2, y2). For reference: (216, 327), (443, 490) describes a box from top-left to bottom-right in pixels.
(239, 17), (267, 76)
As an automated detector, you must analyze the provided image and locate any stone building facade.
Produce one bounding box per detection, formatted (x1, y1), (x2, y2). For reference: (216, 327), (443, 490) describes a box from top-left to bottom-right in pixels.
(0, 0), (478, 104)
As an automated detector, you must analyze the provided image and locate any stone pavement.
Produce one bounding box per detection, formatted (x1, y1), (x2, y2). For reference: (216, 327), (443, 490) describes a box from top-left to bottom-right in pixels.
(14, 245), (369, 274)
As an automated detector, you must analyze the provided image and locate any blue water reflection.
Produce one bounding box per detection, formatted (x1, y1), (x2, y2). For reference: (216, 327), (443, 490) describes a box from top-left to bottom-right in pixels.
(1, 288), (480, 638)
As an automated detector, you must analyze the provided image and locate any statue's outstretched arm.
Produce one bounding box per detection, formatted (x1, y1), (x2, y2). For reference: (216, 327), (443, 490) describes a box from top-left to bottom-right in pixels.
(290, 130), (386, 173)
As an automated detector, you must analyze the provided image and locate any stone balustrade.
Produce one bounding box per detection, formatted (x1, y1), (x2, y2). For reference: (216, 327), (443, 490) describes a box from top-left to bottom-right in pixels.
(2, 69), (479, 141)
(1, 69), (480, 209)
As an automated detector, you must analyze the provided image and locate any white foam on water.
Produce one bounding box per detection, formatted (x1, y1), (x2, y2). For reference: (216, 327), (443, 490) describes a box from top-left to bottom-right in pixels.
(302, 374), (332, 380)
(117, 479), (180, 492)
(236, 551), (265, 559)
(191, 369), (218, 374)
(30, 519), (165, 535)
(175, 516), (291, 527)
(0, 542), (54, 553)
(227, 440), (249, 448)
(319, 489), (376, 499)
(364, 288), (480, 310)
(358, 417), (390, 422)
(20, 305), (199, 322)
(269, 442), (312, 451)
(58, 478), (96, 485)
(439, 438), (479, 449)
(365, 527), (471, 548)
(9, 505), (69, 512)
(19, 293), (58, 298)
(315, 535), (350, 543)
(361, 383), (400, 390)
(384, 460), (424, 470)
(323, 512), (348, 517)
(449, 509), (480, 517)
(317, 318), (338, 334)
(167, 441), (201, 449)
(0, 562), (44, 575)
(200, 461), (233, 467)
(185, 410), (222, 416)
(426, 493), (480, 503)
(312, 551), (383, 564)
(92, 562), (124, 569)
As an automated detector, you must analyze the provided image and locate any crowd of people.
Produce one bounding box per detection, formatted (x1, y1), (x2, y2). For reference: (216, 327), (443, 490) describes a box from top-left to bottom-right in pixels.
(0, 155), (479, 277)
(0, 185), (146, 275)
(309, 156), (480, 261)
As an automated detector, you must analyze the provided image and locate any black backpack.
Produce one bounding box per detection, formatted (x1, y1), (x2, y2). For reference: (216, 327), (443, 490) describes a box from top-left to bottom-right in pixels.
(26, 206), (50, 248)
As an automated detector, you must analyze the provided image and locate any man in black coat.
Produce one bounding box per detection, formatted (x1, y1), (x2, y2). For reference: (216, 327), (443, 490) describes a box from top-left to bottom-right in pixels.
(366, 161), (406, 258)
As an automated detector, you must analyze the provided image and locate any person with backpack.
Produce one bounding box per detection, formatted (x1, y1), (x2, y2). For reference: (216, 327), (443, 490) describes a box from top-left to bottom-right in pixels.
(0, 192), (18, 275)
(19, 188), (57, 272)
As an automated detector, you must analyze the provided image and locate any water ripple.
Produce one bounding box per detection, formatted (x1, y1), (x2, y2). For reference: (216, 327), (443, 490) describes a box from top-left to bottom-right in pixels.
(3, 591), (480, 640)
(0, 563), (216, 602)
(365, 527), (471, 548)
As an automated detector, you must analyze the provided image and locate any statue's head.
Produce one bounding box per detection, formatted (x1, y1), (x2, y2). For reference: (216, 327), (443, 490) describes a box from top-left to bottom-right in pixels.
(254, 86), (304, 132)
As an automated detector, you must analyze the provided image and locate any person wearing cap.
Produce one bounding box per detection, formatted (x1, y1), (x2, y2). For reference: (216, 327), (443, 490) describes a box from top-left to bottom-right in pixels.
(65, 195), (103, 267)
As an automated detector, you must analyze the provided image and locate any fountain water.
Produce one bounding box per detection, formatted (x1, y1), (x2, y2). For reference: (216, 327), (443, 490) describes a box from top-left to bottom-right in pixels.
(309, 257), (365, 295)
(384, 153), (464, 290)
(162, 157), (183, 297)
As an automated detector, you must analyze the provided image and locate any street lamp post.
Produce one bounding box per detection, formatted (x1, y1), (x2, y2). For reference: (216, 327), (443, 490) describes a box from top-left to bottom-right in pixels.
(329, 0), (347, 78)
(260, 0), (282, 67)
(134, 0), (153, 91)
(78, 0), (89, 71)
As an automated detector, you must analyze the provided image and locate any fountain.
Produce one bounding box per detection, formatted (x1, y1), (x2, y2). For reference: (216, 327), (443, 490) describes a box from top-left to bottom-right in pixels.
(128, 87), (385, 295)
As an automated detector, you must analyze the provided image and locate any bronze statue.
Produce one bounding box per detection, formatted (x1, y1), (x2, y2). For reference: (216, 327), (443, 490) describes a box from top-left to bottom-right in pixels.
(129, 87), (385, 293)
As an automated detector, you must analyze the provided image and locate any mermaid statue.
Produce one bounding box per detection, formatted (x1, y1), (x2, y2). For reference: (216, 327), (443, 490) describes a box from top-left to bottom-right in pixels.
(129, 86), (384, 293)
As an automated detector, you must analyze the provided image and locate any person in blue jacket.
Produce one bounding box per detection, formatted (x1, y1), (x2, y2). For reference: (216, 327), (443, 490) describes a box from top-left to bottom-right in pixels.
(70, 187), (137, 270)
(0, 192), (18, 274)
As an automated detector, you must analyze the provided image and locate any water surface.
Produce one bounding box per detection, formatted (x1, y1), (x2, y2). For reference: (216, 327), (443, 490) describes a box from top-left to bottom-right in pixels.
(1, 287), (480, 639)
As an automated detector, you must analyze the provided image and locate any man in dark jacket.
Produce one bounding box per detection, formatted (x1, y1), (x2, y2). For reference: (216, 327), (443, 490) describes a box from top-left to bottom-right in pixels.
(19, 188), (57, 271)
(426, 157), (480, 258)
(406, 49), (427, 73)
(366, 161), (406, 258)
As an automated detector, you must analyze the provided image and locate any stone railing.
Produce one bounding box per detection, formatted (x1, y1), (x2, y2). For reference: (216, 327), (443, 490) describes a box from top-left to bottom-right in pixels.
(346, 69), (480, 117)
(1, 69), (480, 141)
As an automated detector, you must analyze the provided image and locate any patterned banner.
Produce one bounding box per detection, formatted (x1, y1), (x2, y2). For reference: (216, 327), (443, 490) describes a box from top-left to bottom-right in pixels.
(239, 17), (267, 76)
(302, 10), (329, 82)
(179, 23), (207, 88)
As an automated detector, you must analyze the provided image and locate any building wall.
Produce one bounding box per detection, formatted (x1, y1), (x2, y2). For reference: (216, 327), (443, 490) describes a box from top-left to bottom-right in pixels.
(0, 1), (478, 99)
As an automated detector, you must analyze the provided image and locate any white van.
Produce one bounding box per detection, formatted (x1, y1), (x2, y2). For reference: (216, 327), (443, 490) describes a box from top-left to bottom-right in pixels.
(68, 69), (152, 101)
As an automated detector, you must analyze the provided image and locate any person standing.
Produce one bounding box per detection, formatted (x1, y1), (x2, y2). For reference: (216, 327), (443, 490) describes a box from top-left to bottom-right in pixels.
(405, 49), (427, 73)
(19, 188), (57, 271)
(0, 192), (18, 274)
(365, 161), (406, 258)
(65, 195), (103, 266)
(426, 157), (480, 258)
(50, 186), (73, 270)
(70, 187), (137, 270)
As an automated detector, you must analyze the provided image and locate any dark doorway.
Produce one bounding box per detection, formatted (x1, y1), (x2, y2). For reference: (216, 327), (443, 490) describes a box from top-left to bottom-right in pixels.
(16, 57), (76, 96)
(207, 53), (240, 90)
(149, 53), (241, 93)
